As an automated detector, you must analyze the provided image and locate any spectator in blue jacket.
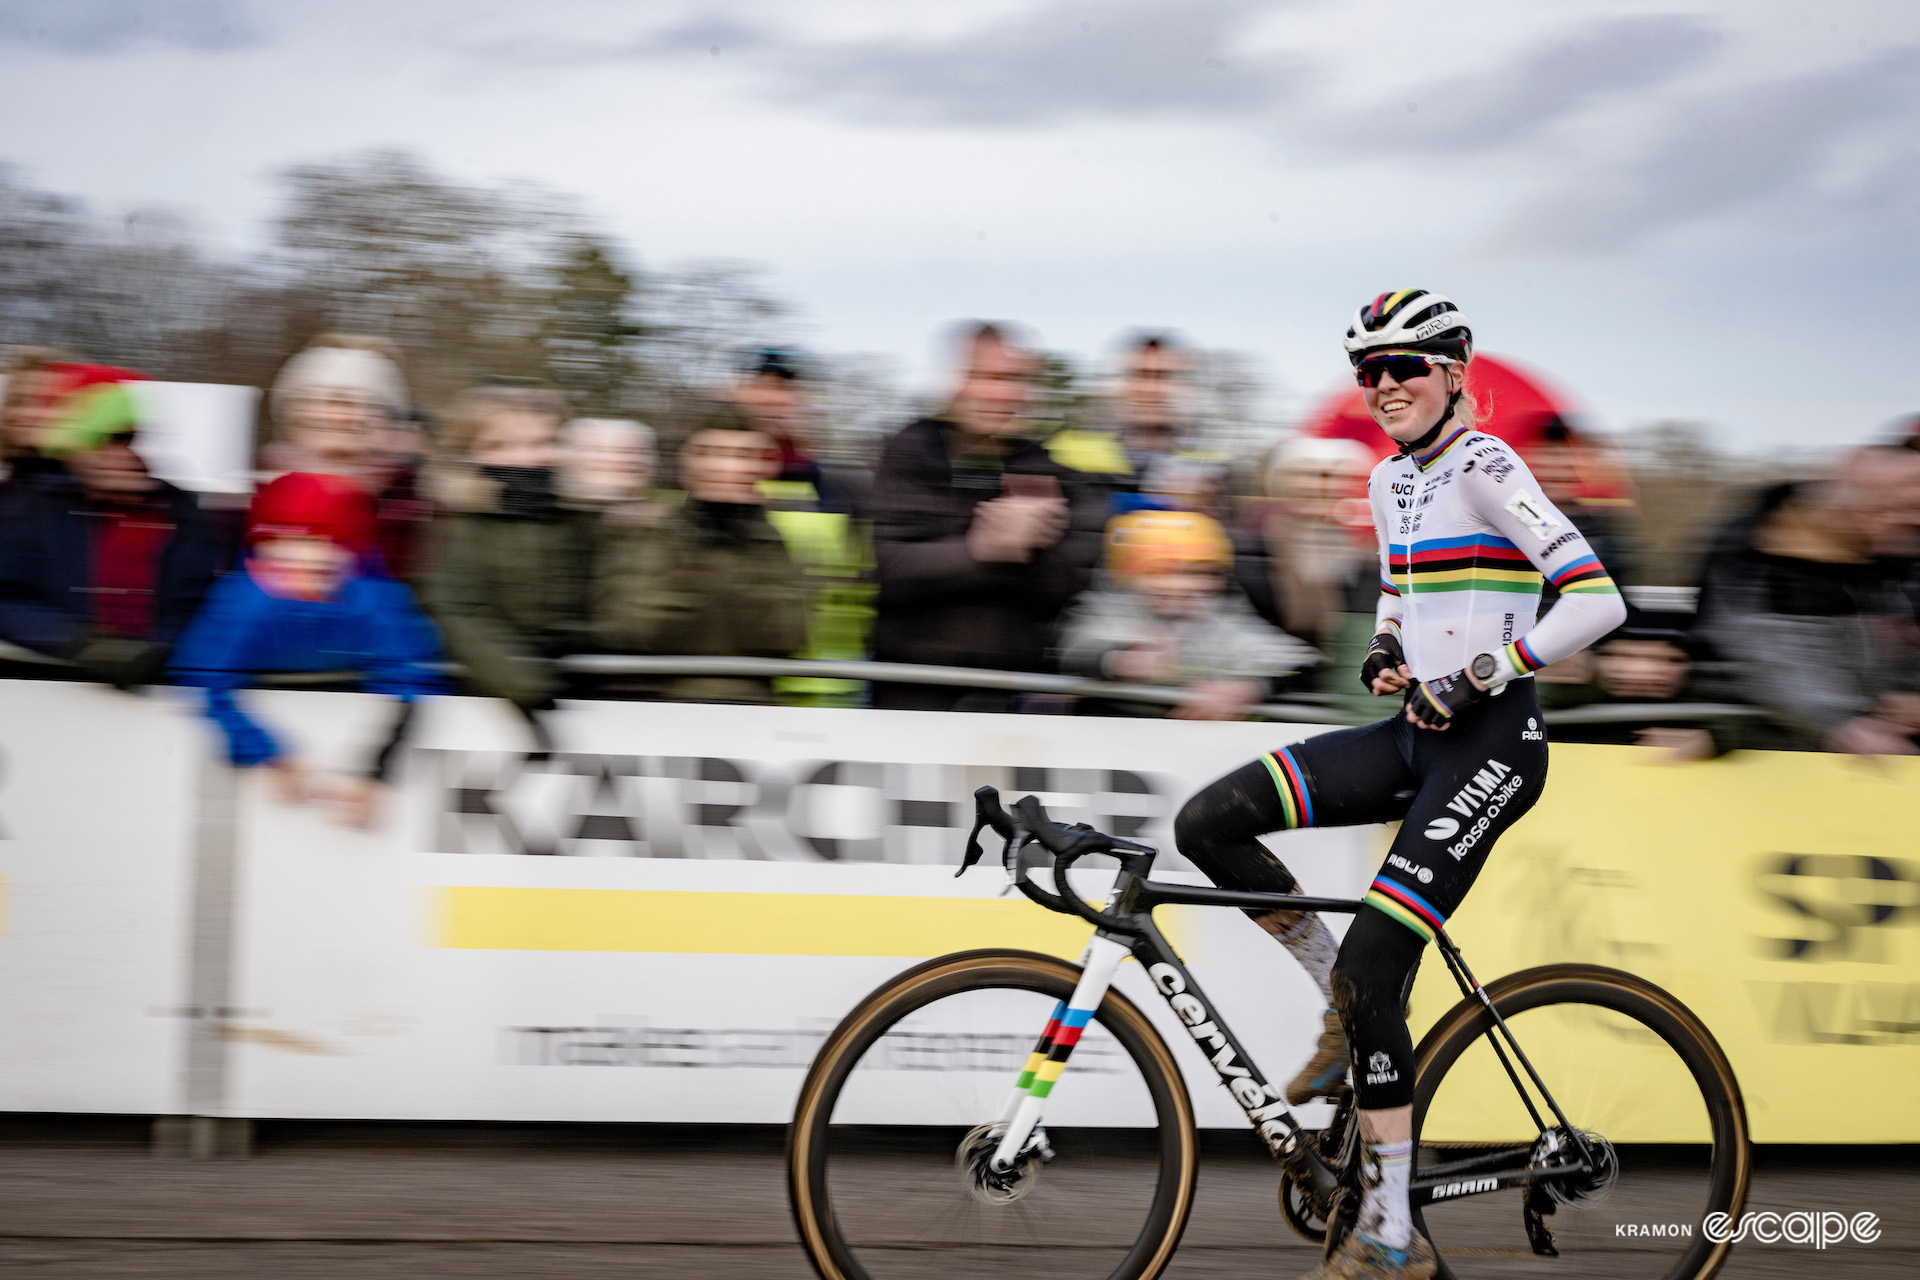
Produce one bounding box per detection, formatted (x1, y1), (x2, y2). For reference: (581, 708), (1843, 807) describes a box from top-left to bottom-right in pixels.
(170, 471), (446, 827)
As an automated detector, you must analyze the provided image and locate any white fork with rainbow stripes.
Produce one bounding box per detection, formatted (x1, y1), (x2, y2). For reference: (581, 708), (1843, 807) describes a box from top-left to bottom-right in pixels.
(986, 934), (1133, 1172)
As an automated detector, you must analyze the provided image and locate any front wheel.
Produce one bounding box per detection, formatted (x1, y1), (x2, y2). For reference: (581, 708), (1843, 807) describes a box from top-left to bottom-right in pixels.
(788, 948), (1199, 1280)
(1412, 964), (1751, 1280)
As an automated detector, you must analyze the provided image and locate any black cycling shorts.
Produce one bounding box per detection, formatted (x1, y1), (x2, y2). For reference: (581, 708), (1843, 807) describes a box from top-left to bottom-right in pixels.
(1179, 681), (1549, 944)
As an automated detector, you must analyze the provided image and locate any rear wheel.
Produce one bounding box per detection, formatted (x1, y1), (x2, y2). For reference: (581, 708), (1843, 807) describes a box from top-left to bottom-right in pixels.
(1412, 964), (1751, 1280)
(788, 949), (1199, 1280)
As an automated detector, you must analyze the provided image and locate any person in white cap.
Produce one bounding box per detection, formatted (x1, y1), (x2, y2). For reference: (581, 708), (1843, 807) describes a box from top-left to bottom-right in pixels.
(263, 334), (414, 574)
(266, 334), (408, 484)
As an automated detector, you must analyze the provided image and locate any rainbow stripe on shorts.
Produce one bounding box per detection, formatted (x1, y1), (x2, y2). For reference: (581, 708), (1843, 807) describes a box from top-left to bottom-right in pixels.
(1365, 876), (1447, 943)
(1260, 747), (1315, 829)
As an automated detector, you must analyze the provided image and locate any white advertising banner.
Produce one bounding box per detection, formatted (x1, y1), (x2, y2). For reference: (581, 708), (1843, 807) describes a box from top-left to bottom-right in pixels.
(124, 381), (259, 495)
(219, 692), (1373, 1126)
(0, 681), (200, 1113)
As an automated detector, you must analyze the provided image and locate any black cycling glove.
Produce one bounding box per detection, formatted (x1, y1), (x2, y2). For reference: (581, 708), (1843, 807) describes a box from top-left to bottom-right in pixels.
(1407, 667), (1489, 728)
(1360, 629), (1408, 693)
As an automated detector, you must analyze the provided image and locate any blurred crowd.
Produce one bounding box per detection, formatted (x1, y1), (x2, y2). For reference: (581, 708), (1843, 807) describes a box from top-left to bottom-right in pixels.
(5, 321), (1920, 817)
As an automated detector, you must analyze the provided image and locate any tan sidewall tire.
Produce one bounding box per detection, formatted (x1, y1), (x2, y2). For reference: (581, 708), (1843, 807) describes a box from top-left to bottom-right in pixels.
(787, 948), (1199, 1280)
(1411, 963), (1751, 1280)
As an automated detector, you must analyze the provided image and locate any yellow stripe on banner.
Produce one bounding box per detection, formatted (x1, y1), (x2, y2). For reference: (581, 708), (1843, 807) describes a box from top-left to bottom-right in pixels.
(434, 886), (1120, 958)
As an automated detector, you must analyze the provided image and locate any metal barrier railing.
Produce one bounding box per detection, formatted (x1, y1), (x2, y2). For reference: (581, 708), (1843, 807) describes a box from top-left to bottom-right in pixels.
(1, 638), (1764, 725)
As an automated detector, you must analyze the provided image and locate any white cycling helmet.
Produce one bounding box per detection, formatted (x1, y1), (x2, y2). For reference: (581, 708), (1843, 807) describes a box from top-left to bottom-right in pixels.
(1343, 289), (1473, 366)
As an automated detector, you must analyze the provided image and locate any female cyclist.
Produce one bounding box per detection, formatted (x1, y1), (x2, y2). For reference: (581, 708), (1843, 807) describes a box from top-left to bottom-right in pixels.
(1174, 290), (1626, 1279)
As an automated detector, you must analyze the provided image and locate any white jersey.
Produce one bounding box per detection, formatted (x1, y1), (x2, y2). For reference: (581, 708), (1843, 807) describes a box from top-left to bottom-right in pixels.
(1368, 425), (1626, 683)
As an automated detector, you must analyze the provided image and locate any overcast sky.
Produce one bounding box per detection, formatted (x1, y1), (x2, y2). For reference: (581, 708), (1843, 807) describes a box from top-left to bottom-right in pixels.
(2, 0), (1916, 450)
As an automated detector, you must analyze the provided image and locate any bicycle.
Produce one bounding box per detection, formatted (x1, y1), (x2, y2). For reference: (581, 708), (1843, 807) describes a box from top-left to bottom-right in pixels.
(788, 786), (1751, 1280)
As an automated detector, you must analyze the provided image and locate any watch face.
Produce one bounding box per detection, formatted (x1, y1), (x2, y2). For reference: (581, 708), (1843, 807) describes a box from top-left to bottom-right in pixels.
(1472, 653), (1497, 681)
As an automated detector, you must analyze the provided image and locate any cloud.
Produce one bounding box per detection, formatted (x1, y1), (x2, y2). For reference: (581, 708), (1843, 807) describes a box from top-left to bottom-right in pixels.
(1314, 15), (1722, 152)
(478, 0), (1306, 128)
(1497, 45), (1920, 253)
(757, 0), (1303, 128)
(0, 0), (260, 55)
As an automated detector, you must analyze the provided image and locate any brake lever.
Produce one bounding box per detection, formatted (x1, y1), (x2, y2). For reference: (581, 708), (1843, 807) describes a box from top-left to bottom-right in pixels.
(958, 785), (1017, 878)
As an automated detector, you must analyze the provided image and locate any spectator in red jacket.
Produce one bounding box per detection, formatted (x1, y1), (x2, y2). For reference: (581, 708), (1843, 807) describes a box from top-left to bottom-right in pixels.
(0, 365), (237, 686)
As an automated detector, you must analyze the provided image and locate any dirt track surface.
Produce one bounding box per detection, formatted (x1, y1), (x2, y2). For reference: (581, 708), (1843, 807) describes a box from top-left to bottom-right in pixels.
(0, 1118), (1910, 1278)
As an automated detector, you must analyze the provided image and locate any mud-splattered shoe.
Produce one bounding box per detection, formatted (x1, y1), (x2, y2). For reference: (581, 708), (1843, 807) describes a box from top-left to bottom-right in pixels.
(1295, 1231), (1437, 1279)
(1286, 1008), (1352, 1105)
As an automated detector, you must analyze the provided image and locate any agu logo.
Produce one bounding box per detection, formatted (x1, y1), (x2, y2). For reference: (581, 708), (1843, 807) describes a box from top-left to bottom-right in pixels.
(1522, 717), (1545, 742)
(1424, 817), (1458, 840)
(1364, 1050), (1398, 1086)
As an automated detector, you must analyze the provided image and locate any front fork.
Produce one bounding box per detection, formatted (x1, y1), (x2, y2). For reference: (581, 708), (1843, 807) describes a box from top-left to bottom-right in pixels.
(986, 933), (1131, 1171)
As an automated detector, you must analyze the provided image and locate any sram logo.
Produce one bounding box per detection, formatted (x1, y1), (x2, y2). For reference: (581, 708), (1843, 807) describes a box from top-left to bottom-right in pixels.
(1148, 963), (1293, 1147)
(1430, 1176), (1499, 1200)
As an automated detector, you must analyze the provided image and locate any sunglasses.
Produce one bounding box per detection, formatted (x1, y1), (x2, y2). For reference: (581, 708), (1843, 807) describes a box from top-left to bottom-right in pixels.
(1354, 352), (1457, 389)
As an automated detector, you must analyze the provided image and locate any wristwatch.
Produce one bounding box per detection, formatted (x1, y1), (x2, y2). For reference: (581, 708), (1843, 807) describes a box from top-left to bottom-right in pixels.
(1471, 652), (1499, 685)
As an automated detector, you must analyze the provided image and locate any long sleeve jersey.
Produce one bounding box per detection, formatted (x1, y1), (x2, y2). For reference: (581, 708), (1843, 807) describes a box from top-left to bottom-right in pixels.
(1368, 426), (1627, 683)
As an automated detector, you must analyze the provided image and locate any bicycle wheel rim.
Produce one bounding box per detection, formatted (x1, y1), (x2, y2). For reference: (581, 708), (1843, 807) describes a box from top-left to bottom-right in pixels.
(1413, 969), (1749, 1280)
(790, 951), (1197, 1280)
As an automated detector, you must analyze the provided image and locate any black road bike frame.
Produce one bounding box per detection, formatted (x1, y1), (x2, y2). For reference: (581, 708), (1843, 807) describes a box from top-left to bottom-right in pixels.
(960, 787), (1600, 1211)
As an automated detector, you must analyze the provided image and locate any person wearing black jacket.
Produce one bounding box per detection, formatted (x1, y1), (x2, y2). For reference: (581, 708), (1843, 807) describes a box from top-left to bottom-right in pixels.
(869, 323), (1104, 711)
(0, 395), (236, 688)
(1692, 446), (1920, 754)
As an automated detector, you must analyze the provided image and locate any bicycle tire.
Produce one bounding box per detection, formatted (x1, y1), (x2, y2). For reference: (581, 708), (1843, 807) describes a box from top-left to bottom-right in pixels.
(788, 948), (1199, 1280)
(1412, 964), (1751, 1280)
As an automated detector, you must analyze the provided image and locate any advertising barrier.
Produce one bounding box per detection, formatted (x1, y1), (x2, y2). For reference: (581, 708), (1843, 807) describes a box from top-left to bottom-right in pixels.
(219, 692), (1364, 1127)
(1407, 743), (1920, 1143)
(0, 683), (200, 1113)
(0, 679), (1915, 1139)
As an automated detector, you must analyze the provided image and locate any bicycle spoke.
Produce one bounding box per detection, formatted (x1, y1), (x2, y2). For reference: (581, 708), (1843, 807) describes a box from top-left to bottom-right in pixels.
(1415, 977), (1746, 1280)
(812, 975), (1183, 1280)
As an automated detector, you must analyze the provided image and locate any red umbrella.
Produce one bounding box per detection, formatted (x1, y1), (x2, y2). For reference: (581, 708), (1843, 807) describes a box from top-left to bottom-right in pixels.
(1299, 353), (1632, 504)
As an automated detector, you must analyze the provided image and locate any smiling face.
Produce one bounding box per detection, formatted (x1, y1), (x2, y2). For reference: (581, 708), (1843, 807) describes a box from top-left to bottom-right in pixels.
(1361, 354), (1466, 445)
